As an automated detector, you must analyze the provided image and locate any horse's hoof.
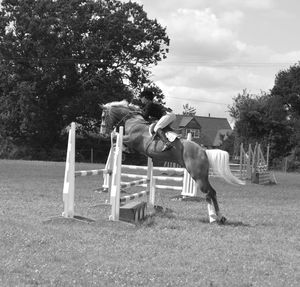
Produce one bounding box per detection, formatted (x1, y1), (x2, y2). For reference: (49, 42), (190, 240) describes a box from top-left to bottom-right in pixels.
(218, 216), (227, 225)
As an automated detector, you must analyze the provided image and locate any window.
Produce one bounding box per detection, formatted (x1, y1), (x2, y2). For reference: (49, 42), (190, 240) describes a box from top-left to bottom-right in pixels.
(186, 129), (200, 138)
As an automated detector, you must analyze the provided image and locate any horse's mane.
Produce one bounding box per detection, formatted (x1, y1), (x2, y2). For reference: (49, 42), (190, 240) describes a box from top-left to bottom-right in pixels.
(103, 99), (129, 108)
(103, 99), (142, 129)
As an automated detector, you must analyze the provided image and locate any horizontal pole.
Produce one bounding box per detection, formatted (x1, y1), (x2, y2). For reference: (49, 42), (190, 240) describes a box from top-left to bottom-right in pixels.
(139, 184), (182, 191)
(75, 169), (111, 177)
(120, 190), (149, 204)
(121, 173), (183, 182)
(120, 178), (148, 189)
(122, 164), (184, 173)
(229, 163), (240, 167)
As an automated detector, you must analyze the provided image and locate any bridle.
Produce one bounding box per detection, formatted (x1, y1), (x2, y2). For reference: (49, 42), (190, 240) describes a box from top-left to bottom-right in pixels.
(113, 111), (139, 131)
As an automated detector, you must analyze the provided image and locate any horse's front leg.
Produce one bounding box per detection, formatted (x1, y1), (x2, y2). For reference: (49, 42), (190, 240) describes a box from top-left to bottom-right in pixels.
(121, 135), (132, 154)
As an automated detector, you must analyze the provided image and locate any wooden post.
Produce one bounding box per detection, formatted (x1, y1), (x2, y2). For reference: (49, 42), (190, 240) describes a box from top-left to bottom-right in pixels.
(251, 143), (258, 183)
(109, 127), (123, 221)
(62, 122), (76, 218)
(146, 157), (155, 206)
(266, 144), (270, 167)
(247, 144), (253, 179)
(239, 143), (243, 179)
(149, 178), (156, 207)
(102, 146), (114, 193)
(284, 157), (288, 173)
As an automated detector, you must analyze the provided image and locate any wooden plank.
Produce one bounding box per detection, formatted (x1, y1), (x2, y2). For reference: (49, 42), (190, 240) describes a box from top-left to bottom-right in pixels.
(119, 201), (147, 223)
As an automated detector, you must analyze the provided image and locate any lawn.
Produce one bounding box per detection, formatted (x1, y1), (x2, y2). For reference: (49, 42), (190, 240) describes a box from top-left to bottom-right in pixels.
(0, 159), (299, 287)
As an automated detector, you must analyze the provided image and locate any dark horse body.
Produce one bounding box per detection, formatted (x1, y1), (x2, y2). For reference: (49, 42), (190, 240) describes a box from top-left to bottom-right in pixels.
(100, 100), (245, 223)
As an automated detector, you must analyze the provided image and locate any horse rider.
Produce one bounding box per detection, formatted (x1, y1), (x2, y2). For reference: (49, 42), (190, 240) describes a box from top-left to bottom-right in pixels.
(139, 89), (176, 151)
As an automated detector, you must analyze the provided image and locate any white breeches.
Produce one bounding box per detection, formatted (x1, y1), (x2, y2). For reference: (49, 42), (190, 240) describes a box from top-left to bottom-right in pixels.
(154, 112), (176, 132)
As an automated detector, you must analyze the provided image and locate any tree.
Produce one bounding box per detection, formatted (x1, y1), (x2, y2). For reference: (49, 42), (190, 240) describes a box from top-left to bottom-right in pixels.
(0, 0), (169, 154)
(229, 89), (295, 163)
(270, 62), (300, 164)
(182, 103), (196, 116)
(271, 62), (300, 120)
(219, 132), (235, 156)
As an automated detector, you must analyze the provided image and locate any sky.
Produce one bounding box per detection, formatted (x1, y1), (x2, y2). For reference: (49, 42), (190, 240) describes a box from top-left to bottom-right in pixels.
(124, 0), (300, 124)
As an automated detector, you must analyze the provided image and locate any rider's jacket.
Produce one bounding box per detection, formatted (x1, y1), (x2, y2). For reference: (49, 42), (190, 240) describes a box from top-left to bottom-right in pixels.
(142, 102), (167, 121)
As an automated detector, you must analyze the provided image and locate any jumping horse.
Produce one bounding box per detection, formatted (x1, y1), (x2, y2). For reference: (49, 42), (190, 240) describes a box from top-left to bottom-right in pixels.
(100, 100), (245, 224)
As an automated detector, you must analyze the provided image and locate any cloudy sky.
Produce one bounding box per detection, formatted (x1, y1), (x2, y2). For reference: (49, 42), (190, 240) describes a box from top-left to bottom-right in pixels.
(126, 0), (300, 124)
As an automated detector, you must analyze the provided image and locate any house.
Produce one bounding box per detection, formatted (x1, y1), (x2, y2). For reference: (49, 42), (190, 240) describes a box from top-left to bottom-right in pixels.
(171, 114), (233, 148)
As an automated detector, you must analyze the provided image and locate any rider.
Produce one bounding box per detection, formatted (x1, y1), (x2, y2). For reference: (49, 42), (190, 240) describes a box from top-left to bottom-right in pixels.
(139, 89), (176, 151)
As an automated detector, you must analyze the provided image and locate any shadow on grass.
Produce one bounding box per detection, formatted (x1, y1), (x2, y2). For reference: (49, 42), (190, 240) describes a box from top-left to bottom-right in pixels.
(171, 195), (206, 202)
(221, 220), (252, 227)
(151, 206), (176, 219)
(196, 218), (253, 227)
(43, 215), (96, 224)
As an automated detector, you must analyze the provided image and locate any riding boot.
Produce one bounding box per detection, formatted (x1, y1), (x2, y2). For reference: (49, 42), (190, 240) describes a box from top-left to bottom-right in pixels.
(156, 128), (173, 151)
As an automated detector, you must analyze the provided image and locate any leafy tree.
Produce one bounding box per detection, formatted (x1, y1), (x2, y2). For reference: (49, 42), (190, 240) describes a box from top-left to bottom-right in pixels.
(0, 0), (169, 154)
(182, 103), (196, 116)
(229, 89), (295, 163)
(271, 62), (300, 120)
(270, 62), (300, 164)
(219, 132), (236, 156)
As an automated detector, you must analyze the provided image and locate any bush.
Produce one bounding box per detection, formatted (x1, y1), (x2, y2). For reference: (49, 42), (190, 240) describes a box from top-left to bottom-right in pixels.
(0, 134), (112, 163)
(287, 160), (300, 172)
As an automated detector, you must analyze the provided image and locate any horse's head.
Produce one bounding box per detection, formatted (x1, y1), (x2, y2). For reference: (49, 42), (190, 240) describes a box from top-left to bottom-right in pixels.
(100, 100), (141, 137)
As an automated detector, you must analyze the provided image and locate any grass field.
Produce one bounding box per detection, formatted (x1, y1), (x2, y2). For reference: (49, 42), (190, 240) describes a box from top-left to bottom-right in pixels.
(0, 159), (299, 287)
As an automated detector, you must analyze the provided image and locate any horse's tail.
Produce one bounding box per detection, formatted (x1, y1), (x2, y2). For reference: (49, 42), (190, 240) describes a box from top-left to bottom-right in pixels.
(205, 149), (245, 185)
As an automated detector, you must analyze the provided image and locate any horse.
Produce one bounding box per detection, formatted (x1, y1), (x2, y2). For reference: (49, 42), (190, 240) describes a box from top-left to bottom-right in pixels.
(100, 100), (245, 224)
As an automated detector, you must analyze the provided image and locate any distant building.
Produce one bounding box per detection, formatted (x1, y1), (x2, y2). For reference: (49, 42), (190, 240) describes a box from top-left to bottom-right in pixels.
(171, 115), (233, 148)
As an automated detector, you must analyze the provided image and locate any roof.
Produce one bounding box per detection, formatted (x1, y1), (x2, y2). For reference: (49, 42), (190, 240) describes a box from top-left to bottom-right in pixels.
(171, 115), (193, 130)
(194, 116), (232, 146)
(171, 114), (232, 147)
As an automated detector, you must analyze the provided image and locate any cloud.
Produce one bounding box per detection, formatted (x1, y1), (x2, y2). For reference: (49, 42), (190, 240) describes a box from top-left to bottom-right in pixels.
(153, 62), (273, 93)
(155, 84), (234, 118)
(165, 8), (241, 61)
(151, 7), (274, 94)
(218, 0), (273, 10)
(219, 10), (244, 28)
(270, 50), (300, 63)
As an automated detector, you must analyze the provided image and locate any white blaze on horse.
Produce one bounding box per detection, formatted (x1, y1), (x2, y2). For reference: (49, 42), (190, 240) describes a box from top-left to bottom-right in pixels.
(100, 100), (245, 224)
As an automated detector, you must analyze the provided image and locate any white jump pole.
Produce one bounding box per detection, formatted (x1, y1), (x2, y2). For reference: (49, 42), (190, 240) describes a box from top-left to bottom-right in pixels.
(146, 157), (155, 206)
(109, 127), (123, 221)
(62, 122), (76, 218)
(103, 129), (119, 192)
(103, 145), (114, 192)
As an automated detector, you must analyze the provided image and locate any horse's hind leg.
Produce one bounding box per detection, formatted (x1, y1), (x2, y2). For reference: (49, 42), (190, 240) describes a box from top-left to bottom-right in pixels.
(183, 143), (226, 224)
(197, 178), (226, 224)
(206, 182), (227, 224)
